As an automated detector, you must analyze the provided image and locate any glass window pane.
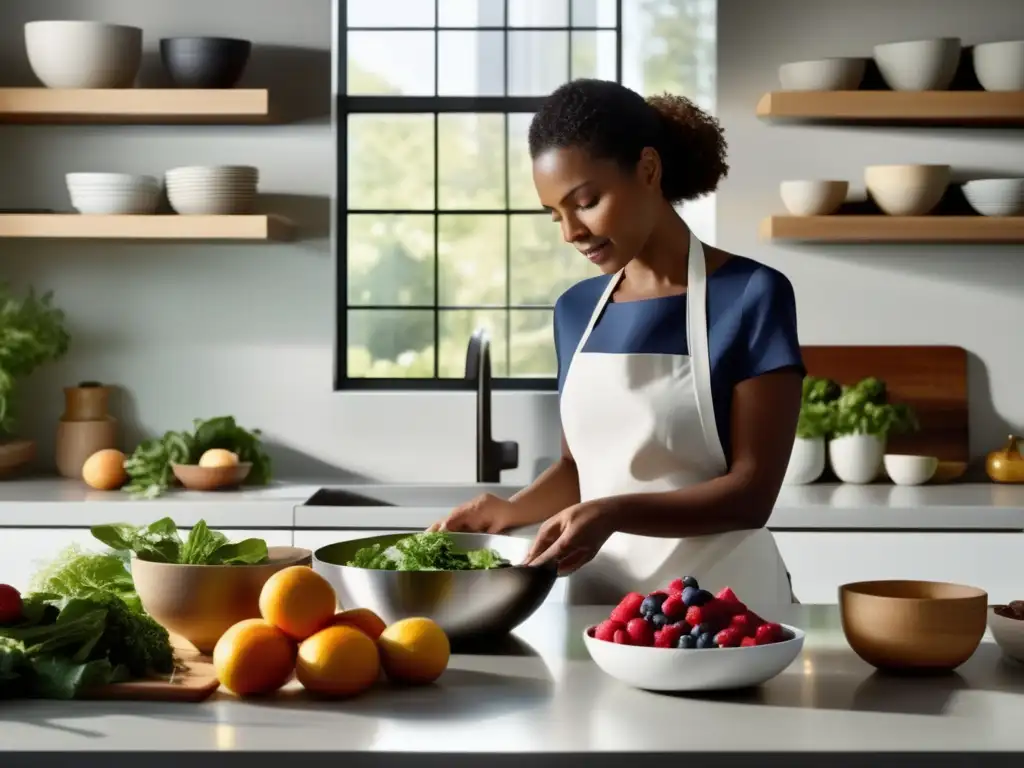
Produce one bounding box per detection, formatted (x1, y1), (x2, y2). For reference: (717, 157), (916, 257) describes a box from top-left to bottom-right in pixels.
(347, 215), (435, 307)
(347, 32), (435, 95)
(438, 31), (504, 96)
(510, 310), (555, 377)
(347, 309), (436, 378)
(439, 0), (505, 27)
(439, 310), (508, 378)
(508, 31), (569, 96)
(438, 114), (506, 210)
(348, 114), (434, 210)
(571, 0), (617, 27)
(509, 0), (569, 27)
(507, 113), (538, 210)
(347, 0), (435, 27)
(571, 31), (617, 80)
(509, 214), (598, 305)
(438, 215), (507, 306)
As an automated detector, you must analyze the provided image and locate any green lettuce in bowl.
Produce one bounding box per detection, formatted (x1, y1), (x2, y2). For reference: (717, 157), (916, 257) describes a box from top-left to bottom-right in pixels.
(347, 531), (509, 571)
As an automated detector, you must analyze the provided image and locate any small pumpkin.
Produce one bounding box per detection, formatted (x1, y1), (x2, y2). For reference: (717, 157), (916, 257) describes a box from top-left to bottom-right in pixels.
(985, 435), (1024, 484)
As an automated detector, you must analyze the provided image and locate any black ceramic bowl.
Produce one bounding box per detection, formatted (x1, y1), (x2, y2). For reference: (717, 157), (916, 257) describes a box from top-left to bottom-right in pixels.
(160, 37), (252, 89)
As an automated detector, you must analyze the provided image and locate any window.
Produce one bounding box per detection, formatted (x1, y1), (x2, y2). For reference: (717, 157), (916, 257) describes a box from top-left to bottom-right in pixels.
(336, 0), (717, 390)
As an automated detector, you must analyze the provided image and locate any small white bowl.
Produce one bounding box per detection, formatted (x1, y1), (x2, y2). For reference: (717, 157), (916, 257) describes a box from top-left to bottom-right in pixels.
(972, 40), (1024, 92)
(883, 454), (939, 486)
(582, 623), (805, 692)
(25, 21), (142, 89)
(66, 173), (160, 215)
(864, 164), (951, 216)
(962, 179), (1024, 217)
(780, 180), (848, 216)
(873, 37), (962, 91)
(989, 607), (1024, 664)
(778, 58), (866, 91)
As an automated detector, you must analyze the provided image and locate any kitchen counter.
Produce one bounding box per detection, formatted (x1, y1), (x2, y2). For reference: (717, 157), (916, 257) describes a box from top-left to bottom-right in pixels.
(4, 603), (1024, 766)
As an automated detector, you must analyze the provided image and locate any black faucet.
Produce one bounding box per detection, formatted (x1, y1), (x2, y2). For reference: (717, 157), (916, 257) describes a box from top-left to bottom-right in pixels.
(465, 328), (519, 483)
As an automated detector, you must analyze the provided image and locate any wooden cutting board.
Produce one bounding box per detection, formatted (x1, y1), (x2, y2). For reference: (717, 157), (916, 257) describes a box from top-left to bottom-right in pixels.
(84, 636), (220, 703)
(801, 345), (969, 463)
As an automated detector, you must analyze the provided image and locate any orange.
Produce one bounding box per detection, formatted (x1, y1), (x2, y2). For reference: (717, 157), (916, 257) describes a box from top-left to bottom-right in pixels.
(259, 565), (338, 641)
(330, 607), (387, 640)
(213, 618), (296, 696)
(295, 624), (381, 697)
(378, 617), (450, 685)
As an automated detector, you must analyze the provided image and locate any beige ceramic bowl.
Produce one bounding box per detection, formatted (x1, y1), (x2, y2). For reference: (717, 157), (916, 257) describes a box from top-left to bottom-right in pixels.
(780, 180), (848, 216)
(840, 580), (987, 672)
(865, 164), (951, 216)
(171, 462), (251, 491)
(132, 546), (312, 653)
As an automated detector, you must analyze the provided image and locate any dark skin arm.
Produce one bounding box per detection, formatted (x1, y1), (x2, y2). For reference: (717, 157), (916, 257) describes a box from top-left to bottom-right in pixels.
(525, 368), (803, 569)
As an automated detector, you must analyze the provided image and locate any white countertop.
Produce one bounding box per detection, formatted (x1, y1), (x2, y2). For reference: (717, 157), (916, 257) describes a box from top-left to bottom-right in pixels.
(0, 477), (1023, 531)
(4, 604), (1024, 762)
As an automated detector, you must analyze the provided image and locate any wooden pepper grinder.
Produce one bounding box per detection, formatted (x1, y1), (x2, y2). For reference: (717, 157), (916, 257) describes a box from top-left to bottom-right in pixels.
(55, 381), (120, 479)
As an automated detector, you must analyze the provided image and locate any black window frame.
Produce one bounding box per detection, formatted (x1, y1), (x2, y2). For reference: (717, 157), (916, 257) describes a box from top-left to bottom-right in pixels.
(334, 0), (624, 391)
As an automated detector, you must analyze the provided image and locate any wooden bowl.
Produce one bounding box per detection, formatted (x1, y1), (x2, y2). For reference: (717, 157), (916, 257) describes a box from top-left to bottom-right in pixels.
(131, 545), (312, 654)
(930, 461), (968, 484)
(839, 580), (987, 672)
(171, 461), (251, 491)
(0, 439), (36, 478)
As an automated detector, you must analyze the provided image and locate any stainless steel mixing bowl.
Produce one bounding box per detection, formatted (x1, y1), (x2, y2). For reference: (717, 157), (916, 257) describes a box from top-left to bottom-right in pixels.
(313, 532), (558, 641)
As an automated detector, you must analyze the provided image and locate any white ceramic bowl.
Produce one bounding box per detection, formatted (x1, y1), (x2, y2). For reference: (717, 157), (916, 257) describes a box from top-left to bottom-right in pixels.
(66, 173), (160, 215)
(778, 58), (866, 91)
(864, 164), (951, 216)
(883, 454), (939, 486)
(973, 40), (1024, 92)
(780, 180), (848, 216)
(962, 179), (1024, 217)
(164, 166), (258, 215)
(988, 608), (1024, 664)
(25, 21), (142, 89)
(873, 37), (962, 91)
(582, 623), (805, 692)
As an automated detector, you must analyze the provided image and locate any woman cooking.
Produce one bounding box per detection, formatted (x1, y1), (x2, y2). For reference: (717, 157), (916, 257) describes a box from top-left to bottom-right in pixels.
(430, 78), (805, 610)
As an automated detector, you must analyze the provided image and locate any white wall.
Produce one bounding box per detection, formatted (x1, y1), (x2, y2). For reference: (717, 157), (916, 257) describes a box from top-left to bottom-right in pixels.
(716, 0), (1024, 460)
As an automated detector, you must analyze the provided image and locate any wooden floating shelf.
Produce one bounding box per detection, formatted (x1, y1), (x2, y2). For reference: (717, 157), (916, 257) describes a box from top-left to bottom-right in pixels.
(0, 214), (295, 241)
(0, 88), (272, 124)
(761, 216), (1024, 243)
(756, 91), (1024, 125)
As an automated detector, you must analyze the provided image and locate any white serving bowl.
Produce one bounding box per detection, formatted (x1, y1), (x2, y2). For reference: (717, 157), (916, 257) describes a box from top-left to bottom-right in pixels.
(66, 173), (160, 214)
(962, 178), (1024, 217)
(166, 189), (255, 215)
(864, 164), (951, 216)
(873, 37), (962, 91)
(988, 607), (1024, 664)
(582, 623), (805, 692)
(778, 58), (866, 91)
(883, 454), (939, 486)
(972, 40), (1024, 92)
(164, 166), (258, 215)
(25, 21), (142, 89)
(780, 180), (848, 216)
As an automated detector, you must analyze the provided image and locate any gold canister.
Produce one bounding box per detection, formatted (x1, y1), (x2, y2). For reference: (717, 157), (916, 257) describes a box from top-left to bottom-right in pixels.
(55, 381), (119, 479)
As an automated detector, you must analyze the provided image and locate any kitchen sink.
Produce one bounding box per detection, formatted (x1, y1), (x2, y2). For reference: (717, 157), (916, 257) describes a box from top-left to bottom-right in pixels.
(302, 483), (523, 509)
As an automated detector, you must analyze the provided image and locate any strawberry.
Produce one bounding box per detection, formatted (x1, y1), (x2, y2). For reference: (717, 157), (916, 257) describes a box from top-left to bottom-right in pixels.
(716, 587), (740, 604)
(740, 637), (757, 647)
(714, 628), (742, 648)
(594, 619), (624, 643)
(610, 592), (645, 624)
(729, 613), (756, 638)
(626, 617), (655, 646)
(654, 623), (686, 648)
(755, 623), (784, 645)
(744, 610), (766, 626)
(667, 578), (686, 594)
(612, 629), (632, 645)
(661, 593), (686, 620)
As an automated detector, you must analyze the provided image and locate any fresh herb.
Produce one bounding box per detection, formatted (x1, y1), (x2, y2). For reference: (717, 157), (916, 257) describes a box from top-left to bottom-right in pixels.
(91, 517), (269, 565)
(348, 531), (509, 572)
(796, 376), (841, 440)
(831, 376), (919, 439)
(122, 415), (272, 498)
(0, 285), (70, 436)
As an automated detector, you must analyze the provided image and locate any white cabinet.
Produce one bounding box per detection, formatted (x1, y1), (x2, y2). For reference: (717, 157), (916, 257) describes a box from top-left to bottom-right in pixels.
(775, 532), (1024, 605)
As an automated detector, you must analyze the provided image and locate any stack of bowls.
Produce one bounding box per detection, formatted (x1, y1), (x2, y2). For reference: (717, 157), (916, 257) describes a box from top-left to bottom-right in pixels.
(164, 165), (258, 215)
(25, 20), (142, 89)
(66, 173), (160, 215)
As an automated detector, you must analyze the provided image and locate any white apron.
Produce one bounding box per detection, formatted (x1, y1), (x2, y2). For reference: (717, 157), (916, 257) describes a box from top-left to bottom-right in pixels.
(560, 230), (794, 612)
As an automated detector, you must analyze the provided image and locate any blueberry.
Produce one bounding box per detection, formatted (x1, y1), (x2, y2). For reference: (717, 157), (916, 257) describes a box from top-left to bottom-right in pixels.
(691, 622), (713, 637)
(696, 632), (716, 649)
(677, 634), (697, 650)
(650, 613), (670, 629)
(640, 593), (667, 618)
(681, 586), (701, 607)
(694, 589), (714, 606)
(681, 576), (699, 590)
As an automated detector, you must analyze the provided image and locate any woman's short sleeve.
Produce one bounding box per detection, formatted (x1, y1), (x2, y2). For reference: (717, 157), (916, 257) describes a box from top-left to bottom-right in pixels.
(739, 268), (806, 382)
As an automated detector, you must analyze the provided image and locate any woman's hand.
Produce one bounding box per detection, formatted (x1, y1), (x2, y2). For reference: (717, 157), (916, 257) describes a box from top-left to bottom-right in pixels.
(427, 493), (518, 534)
(523, 500), (617, 575)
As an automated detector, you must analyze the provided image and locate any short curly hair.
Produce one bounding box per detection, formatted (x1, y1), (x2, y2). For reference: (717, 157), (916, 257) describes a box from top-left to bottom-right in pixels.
(528, 78), (729, 204)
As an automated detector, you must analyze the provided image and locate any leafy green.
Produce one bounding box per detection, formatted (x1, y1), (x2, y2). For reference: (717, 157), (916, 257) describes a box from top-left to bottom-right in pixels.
(832, 376), (919, 439)
(91, 517), (268, 565)
(30, 546), (141, 612)
(796, 376), (841, 440)
(0, 284), (70, 436)
(348, 531), (509, 571)
(122, 415), (272, 498)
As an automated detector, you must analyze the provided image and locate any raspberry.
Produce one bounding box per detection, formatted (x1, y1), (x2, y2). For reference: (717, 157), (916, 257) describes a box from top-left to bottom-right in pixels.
(684, 604), (707, 627)
(755, 623), (784, 645)
(612, 629), (632, 645)
(740, 637), (757, 647)
(729, 613), (756, 638)
(714, 628), (742, 648)
(745, 610), (766, 626)
(610, 592), (645, 624)
(667, 578), (685, 594)
(716, 587), (740, 603)
(661, 593), (686, 620)
(654, 623), (686, 648)
(594, 619), (623, 642)
(626, 617), (655, 646)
